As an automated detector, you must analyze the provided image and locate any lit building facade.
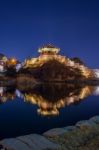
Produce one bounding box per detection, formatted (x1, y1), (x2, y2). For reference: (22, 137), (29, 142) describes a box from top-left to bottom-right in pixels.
(0, 53), (8, 73)
(38, 44), (60, 56)
(23, 44), (67, 68)
(93, 69), (99, 78)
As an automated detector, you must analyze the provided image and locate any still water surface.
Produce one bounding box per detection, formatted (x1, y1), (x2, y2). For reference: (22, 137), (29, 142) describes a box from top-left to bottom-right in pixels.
(0, 83), (99, 139)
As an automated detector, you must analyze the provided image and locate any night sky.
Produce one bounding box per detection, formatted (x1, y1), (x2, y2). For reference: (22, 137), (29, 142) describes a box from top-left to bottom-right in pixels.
(0, 0), (99, 68)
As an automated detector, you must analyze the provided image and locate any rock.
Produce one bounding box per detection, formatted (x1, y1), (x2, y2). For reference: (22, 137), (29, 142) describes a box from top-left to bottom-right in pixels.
(18, 134), (60, 150)
(43, 128), (66, 137)
(63, 125), (76, 131)
(90, 116), (99, 124)
(17, 135), (41, 150)
(0, 138), (31, 150)
(76, 120), (96, 129)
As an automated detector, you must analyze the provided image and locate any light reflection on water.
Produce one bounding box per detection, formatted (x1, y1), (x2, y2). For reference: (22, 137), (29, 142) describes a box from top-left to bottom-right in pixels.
(0, 84), (97, 116)
(0, 83), (99, 139)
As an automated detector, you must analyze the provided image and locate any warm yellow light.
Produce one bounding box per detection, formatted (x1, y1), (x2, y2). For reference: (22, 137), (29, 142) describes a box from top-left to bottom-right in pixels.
(7, 58), (17, 66)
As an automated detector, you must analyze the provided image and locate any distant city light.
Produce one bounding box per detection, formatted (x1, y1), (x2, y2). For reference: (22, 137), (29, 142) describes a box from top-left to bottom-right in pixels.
(16, 63), (22, 72)
(93, 69), (99, 78)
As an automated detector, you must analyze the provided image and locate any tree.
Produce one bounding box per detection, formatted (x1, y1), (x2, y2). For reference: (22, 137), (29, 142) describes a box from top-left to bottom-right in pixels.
(71, 57), (85, 65)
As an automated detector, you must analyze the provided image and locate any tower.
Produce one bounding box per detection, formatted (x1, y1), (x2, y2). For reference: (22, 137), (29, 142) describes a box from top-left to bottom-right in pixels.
(38, 44), (60, 56)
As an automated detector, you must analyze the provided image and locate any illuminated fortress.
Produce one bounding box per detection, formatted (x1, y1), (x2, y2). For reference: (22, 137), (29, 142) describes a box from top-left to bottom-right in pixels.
(23, 44), (93, 78)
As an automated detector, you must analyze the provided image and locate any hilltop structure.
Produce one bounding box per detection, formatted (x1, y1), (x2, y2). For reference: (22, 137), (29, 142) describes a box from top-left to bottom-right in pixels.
(38, 44), (60, 55)
(22, 44), (93, 79)
(23, 44), (65, 67)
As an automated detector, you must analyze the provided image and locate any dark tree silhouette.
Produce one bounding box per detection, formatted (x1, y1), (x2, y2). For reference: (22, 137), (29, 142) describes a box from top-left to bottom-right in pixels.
(70, 57), (85, 65)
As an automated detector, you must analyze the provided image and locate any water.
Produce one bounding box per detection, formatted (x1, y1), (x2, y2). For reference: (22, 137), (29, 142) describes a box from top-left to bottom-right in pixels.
(0, 83), (99, 139)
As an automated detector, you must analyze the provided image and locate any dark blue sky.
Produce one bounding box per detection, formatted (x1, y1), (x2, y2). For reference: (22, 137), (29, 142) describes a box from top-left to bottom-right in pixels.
(0, 0), (99, 68)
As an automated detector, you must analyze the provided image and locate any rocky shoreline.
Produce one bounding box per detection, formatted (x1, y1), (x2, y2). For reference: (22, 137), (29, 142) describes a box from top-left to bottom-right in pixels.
(1, 115), (99, 150)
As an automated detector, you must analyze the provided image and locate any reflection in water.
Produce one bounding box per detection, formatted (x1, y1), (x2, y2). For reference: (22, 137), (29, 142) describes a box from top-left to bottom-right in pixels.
(0, 87), (16, 103)
(0, 84), (96, 116)
(93, 86), (99, 96)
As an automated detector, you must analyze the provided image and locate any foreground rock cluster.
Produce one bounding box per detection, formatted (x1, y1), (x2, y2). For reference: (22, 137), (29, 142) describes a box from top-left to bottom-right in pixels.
(1, 116), (99, 150)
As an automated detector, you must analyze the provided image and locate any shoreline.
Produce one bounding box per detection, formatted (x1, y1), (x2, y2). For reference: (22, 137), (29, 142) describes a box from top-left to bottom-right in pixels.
(0, 115), (99, 150)
(0, 76), (99, 86)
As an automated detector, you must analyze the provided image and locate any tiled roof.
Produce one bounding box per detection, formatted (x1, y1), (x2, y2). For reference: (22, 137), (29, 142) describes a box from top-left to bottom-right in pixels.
(40, 44), (57, 49)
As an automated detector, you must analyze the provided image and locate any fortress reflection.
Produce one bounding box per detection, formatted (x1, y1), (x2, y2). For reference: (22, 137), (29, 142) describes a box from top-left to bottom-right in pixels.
(0, 84), (97, 116)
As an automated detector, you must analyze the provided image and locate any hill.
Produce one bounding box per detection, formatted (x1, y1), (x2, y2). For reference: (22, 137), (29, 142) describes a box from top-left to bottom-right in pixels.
(18, 59), (94, 82)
